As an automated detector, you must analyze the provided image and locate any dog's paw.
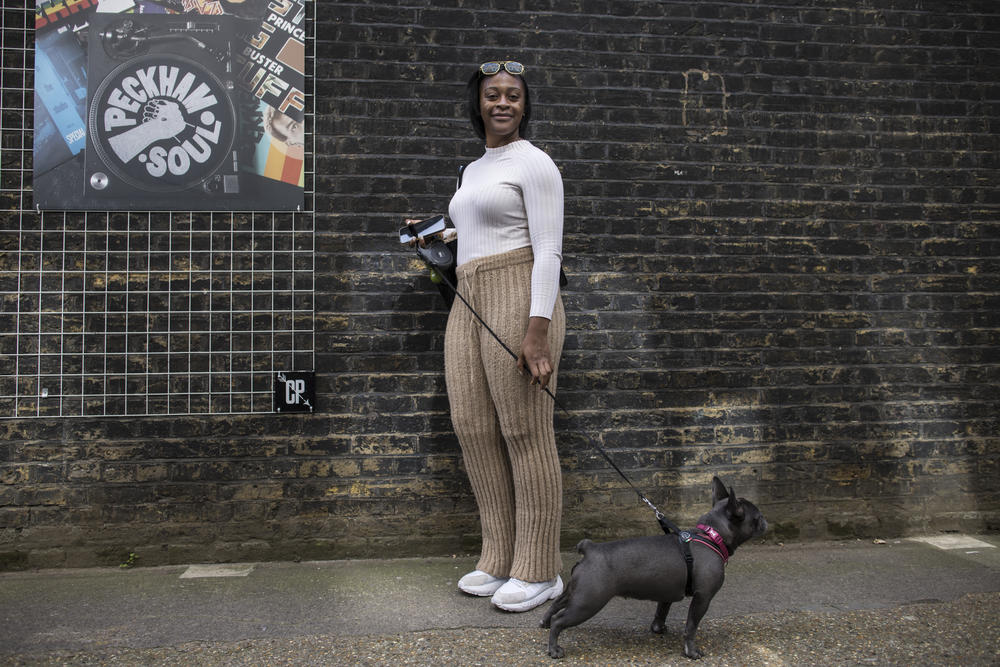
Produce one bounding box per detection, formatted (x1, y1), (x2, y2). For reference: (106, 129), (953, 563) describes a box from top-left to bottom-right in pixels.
(547, 645), (565, 659)
(540, 617), (550, 628)
(682, 645), (704, 660)
(650, 620), (664, 634)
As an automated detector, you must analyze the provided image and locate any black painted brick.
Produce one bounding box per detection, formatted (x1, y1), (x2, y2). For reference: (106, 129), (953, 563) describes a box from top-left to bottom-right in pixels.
(2, 0), (999, 569)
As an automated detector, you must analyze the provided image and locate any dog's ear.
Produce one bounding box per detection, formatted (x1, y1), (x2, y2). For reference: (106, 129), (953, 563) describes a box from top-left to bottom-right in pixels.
(711, 476), (728, 505)
(726, 487), (744, 520)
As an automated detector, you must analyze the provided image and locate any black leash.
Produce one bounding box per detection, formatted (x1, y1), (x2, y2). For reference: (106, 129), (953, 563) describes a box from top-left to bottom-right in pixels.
(421, 168), (697, 591)
(423, 253), (682, 538)
(418, 245), (699, 595)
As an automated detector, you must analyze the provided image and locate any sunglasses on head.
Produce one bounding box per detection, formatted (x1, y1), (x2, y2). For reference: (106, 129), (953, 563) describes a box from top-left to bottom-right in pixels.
(480, 61), (525, 76)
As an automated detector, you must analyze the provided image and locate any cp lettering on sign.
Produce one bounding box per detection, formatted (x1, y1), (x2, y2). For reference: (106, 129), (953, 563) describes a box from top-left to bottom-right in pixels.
(285, 377), (305, 404)
(275, 371), (314, 412)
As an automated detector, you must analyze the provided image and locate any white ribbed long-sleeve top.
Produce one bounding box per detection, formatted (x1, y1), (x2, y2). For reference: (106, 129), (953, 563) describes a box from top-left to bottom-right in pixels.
(448, 140), (564, 320)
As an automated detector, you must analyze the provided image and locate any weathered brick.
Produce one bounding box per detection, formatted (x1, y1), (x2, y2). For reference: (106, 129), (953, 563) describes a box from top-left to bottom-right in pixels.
(0, 0), (998, 570)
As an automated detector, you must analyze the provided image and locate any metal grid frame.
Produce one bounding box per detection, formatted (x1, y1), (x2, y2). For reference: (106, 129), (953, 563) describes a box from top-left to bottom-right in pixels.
(0, 3), (315, 418)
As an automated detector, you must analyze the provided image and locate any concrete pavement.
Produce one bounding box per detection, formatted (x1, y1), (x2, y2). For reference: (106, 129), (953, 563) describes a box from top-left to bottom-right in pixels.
(1, 534), (998, 665)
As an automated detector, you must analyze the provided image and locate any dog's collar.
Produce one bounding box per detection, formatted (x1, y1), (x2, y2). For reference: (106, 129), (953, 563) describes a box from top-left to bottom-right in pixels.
(676, 524), (729, 597)
(693, 523), (730, 564)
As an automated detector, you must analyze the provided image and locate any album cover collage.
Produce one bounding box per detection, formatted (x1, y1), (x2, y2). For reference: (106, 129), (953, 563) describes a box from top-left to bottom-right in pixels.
(34, 0), (306, 211)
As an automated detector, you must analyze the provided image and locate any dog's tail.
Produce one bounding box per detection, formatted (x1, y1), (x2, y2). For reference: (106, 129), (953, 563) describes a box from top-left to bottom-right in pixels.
(575, 539), (593, 555)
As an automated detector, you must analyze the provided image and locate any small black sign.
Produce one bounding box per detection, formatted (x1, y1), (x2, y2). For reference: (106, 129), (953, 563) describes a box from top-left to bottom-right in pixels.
(275, 371), (314, 413)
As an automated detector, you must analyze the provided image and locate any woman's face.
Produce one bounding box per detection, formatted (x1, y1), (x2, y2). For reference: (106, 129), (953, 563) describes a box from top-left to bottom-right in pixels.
(479, 72), (524, 147)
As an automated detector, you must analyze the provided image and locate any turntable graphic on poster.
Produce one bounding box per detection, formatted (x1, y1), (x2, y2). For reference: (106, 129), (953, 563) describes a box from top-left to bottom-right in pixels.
(33, 1), (305, 211)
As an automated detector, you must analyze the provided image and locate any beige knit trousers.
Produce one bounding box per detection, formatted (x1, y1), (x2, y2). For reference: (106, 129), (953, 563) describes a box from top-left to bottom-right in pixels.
(445, 246), (566, 583)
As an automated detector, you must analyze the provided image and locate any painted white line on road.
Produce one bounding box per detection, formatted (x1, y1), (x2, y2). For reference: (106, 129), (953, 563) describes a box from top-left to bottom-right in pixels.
(910, 535), (996, 550)
(180, 564), (256, 579)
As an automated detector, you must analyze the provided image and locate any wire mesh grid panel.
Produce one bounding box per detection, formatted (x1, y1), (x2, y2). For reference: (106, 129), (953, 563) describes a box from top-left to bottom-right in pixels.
(0, 4), (315, 418)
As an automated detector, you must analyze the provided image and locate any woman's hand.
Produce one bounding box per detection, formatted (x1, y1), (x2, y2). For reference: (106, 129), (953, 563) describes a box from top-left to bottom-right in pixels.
(403, 218), (426, 247)
(518, 316), (553, 390)
(405, 218), (452, 248)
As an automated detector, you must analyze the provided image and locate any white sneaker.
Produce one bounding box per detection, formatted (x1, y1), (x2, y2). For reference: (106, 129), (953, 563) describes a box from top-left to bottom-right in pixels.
(491, 575), (564, 612)
(458, 570), (508, 596)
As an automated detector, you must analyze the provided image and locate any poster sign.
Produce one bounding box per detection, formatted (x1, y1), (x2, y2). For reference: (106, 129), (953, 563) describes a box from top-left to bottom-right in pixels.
(33, 0), (305, 211)
(274, 371), (314, 413)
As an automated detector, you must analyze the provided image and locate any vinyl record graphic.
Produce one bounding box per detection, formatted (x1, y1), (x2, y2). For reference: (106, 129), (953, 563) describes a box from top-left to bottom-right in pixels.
(87, 53), (237, 193)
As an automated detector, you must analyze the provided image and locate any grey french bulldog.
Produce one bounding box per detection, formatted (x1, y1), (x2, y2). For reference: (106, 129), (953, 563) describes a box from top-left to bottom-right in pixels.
(541, 476), (768, 660)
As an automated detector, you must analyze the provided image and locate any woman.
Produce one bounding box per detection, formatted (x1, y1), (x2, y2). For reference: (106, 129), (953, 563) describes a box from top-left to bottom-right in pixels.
(446, 60), (566, 613)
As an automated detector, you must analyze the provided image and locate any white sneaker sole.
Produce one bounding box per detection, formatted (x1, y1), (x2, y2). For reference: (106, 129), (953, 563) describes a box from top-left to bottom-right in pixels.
(492, 575), (564, 612)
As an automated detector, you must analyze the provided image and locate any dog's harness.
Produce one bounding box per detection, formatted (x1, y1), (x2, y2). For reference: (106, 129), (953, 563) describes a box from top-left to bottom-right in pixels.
(673, 523), (731, 597)
(691, 524), (730, 564)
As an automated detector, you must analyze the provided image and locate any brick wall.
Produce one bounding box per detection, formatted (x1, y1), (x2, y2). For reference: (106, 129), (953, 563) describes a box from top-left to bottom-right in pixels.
(2, 0), (999, 569)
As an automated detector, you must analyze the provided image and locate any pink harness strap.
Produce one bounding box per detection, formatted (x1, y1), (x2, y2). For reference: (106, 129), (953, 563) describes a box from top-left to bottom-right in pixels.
(693, 523), (730, 564)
